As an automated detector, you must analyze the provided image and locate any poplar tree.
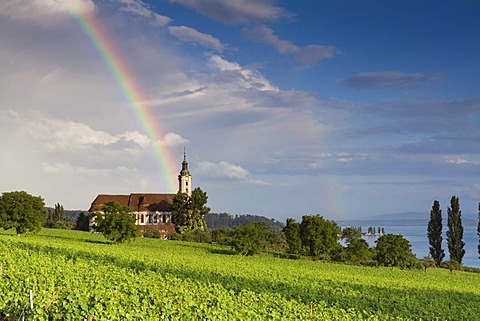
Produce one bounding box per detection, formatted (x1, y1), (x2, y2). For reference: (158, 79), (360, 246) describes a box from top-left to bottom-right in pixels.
(427, 200), (445, 265)
(477, 203), (480, 259)
(446, 196), (465, 264)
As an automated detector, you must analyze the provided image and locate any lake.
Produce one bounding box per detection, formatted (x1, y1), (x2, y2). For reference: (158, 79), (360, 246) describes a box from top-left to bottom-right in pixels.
(358, 224), (479, 268)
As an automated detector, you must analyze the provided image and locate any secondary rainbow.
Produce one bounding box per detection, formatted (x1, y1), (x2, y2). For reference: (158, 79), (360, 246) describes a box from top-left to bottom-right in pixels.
(71, 6), (178, 192)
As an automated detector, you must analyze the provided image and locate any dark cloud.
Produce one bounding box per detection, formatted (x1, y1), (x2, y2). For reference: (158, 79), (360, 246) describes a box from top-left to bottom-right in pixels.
(244, 26), (337, 67)
(168, 0), (289, 25)
(342, 71), (443, 89)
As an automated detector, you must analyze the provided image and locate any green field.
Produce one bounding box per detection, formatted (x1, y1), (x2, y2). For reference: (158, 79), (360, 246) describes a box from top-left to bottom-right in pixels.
(1, 229), (479, 320)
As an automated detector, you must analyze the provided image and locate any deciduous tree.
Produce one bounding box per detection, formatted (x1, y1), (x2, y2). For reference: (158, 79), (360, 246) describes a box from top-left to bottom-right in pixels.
(171, 187), (210, 234)
(446, 196), (465, 264)
(344, 238), (373, 264)
(93, 201), (139, 243)
(0, 191), (48, 236)
(427, 200), (445, 265)
(299, 215), (338, 257)
(231, 222), (272, 256)
(283, 218), (302, 254)
(341, 226), (362, 244)
(375, 234), (413, 268)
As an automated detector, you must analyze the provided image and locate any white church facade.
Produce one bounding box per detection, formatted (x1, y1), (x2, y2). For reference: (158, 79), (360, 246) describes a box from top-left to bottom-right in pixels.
(89, 150), (192, 235)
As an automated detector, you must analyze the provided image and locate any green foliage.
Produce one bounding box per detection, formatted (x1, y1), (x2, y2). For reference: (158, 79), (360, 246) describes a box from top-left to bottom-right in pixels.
(343, 238), (374, 264)
(341, 227), (362, 244)
(211, 227), (234, 246)
(93, 201), (139, 243)
(181, 229), (212, 243)
(75, 212), (90, 231)
(446, 196), (465, 264)
(231, 222), (273, 255)
(172, 188), (210, 234)
(427, 200), (445, 265)
(1, 229), (480, 320)
(299, 215), (338, 257)
(375, 234), (413, 268)
(477, 203), (480, 259)
(283, 218), (302, 254)
(415, 256), (436, 271)
(205, 212), (284, 233)
(441, 259), (462, 272)
(45, 203), (73, 229)
(142, 229), (162, 239)
(0, 191), (48, 235)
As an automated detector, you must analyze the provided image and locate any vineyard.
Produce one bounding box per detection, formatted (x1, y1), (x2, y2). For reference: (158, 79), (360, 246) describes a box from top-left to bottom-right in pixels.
(1, 229), (479, 320)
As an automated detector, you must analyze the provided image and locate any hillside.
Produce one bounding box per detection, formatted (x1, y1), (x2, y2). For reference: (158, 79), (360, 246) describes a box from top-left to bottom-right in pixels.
(1, 229), (479, 319)
(205, 212), (284, 233)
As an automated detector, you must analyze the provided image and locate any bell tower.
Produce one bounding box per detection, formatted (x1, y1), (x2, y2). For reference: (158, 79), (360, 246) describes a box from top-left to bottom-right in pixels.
(178, 147), (192, 196)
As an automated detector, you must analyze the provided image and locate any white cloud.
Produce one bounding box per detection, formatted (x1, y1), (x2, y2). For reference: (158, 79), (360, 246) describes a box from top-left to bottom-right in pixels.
(207, 55), (278, 91)
(157, 132), (190, 147)
(0, 0), (96, 22)
(198, 161), (269, 185)
(446, 157), (480, 166)
(168, 0), (288, 25)
(118, 0), (171, 26)
(118, 131), (151, 148)
(168, 26), (226, 52)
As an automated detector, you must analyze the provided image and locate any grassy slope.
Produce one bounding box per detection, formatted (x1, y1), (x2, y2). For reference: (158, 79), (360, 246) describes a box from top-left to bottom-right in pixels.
(1, 229), (479, 320)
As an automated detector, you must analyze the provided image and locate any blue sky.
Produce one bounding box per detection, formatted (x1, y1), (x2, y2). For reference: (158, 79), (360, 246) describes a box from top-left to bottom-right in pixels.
(0, 0), (479, 222)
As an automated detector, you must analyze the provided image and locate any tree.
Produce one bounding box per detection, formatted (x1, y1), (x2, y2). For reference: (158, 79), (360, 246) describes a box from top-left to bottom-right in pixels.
(45, 203), (72, 229)
(375, 234), (413, 268)
(0, 191), (48, 236)
(283, 218), (302, 254)
(75, 212), (90, 231)
(446, 196), (465, 264)
(93, 201), (139, 243)
(341, 226), (362, 244)
(343, 238), (373, 264)
(299, 215), (339, 257)
(211, 227), (234, 246)
(477, 203), (480, 259)
(231, 222), (272, 256)
(171, 187), (210, 234)
(427, 200), (445, 265)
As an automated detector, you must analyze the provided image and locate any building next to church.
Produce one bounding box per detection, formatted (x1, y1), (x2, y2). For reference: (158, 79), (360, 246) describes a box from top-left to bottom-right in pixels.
(88, 149), (192, 237)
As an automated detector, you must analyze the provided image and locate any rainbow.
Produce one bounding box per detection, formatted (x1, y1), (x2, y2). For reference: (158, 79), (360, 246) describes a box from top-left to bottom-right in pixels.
(70, 4), (178, 192)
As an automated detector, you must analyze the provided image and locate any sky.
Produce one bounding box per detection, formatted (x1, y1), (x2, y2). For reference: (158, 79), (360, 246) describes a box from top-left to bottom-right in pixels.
(1, 0), (479, 222)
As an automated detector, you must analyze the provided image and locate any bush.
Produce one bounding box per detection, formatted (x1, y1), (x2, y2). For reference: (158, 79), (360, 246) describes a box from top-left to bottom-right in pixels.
(143, 229), (162, 239)
(182, 229), (212, 243)
(231, 223), (272, 256)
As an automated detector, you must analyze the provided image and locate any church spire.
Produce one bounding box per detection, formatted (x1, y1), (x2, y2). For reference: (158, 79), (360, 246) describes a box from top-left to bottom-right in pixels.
(178, 147), (192, 196)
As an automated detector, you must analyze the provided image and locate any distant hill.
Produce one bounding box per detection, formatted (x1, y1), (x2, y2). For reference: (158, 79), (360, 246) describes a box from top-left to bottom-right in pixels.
(205, 213), (284, 234)
(339, 211), (477, 226)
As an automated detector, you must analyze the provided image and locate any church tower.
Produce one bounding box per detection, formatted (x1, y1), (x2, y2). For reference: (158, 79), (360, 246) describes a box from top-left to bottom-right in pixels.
(178, 147), (192, 196)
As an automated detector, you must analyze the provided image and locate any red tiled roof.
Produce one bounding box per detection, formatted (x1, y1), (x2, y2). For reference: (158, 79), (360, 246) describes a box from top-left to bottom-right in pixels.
(89, 193), (175, 212)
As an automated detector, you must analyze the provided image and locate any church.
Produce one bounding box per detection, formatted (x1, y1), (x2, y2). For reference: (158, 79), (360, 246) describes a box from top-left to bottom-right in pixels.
(88, 150), (192, 236)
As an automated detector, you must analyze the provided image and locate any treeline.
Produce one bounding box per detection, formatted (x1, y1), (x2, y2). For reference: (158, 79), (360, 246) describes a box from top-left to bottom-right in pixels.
(205, 213), (284, 233)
